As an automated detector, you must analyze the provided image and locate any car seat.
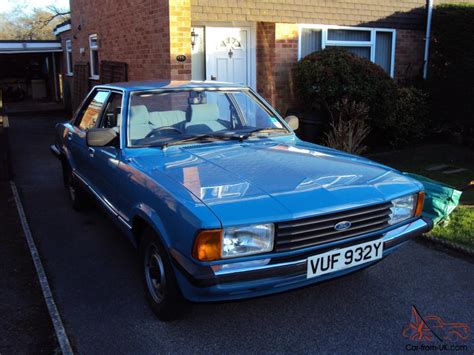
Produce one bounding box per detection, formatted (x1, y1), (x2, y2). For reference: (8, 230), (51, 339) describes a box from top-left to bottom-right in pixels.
(185, 103), (227, 134)
(129, 105), (153, 140)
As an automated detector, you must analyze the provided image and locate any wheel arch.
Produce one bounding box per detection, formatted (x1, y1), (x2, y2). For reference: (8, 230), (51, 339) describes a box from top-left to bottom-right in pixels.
(130, 207), (170, 250)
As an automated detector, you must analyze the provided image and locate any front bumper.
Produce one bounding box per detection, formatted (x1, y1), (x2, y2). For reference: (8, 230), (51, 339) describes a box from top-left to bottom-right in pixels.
(172, 217), (433, 302)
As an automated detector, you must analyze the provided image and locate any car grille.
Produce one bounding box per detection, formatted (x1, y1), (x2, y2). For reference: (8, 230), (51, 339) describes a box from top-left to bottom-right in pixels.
(274, 202), (393, 252)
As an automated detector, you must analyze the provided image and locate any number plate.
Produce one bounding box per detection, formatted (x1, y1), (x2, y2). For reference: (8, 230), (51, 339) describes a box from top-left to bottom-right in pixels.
(307, 239), (383, 279)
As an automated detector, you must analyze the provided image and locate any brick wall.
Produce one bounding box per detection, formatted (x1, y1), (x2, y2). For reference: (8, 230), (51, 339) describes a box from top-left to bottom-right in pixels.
(257, 23), (299, 114)
(274, 24), (299, 114)
(191, 0), (428, 30)
(69, 0), (191, 82)
(256, 22), (275, 107)
(395, 29), (425, 82)
(169, 0), (192, 80)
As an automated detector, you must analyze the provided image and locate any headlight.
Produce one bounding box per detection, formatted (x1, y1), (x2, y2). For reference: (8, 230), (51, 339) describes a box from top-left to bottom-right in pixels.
(389, 193), (424, 225)
(222, 224), (274, 258)
(192, 224), (274, 261)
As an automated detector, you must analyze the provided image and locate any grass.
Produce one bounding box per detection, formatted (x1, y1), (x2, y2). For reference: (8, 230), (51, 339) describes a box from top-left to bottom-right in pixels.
(429, 207), (474, 249)
(369, 144), (473, 248)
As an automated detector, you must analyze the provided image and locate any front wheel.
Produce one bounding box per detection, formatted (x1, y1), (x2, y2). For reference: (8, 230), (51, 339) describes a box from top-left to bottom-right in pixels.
(140, 228), (187, 321)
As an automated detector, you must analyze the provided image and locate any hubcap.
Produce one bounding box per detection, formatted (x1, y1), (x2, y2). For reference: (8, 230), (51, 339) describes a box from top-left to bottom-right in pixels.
(145, 245), (166, 303)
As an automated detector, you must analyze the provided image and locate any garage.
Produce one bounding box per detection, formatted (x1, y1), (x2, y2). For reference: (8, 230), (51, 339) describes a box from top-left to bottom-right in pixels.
(0, 40), (63, 113)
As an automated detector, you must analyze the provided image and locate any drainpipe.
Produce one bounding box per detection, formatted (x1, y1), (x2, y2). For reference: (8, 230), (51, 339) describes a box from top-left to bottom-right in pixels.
(52, 53), (59, 102)
(423, 0), (433, 79)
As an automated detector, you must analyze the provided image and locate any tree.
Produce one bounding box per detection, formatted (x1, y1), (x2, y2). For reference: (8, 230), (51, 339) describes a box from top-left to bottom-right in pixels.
(0, 5), (70, 40)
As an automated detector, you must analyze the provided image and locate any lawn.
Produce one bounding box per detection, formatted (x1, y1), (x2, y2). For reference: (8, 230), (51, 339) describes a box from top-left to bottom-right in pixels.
(369, 144), (473, 249)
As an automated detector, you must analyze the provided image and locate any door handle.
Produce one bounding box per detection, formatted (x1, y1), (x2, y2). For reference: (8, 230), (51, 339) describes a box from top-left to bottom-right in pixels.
(66, 131), (73, 141)
(88, 147), (95, 157)
(211, 75), (217, 81)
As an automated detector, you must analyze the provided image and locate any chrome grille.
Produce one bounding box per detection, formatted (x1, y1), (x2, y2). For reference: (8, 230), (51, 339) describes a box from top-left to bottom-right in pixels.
(275, 202), (392, 252)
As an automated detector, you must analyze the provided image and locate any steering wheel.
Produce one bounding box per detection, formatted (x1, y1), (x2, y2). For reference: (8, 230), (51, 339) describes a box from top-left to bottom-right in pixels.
(144, 126), (183, 139)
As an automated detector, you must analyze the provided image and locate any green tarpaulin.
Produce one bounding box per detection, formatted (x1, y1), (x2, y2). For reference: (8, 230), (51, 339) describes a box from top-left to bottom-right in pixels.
(404, 173), (462, 225)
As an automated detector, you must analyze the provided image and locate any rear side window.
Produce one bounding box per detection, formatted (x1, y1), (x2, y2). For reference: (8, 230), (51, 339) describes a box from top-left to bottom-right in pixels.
(76, 91), (109, 130)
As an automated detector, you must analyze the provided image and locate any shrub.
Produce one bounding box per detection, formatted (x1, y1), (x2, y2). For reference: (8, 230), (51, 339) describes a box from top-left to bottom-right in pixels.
(293, 48), (398, 133)
(323, 99), (371, 155)
(382, 86), (430, 148)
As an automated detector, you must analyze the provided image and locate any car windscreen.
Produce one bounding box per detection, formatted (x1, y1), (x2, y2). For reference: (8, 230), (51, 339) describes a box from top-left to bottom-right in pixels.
(127, 89), (289, 147)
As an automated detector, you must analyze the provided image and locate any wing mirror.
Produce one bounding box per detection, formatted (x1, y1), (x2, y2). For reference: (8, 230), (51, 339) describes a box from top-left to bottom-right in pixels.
(285, 115), (299, 131)
(86, 128), (118, 147)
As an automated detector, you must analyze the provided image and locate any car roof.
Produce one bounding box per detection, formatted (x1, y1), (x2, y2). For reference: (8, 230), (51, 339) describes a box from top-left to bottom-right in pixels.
(96, 80), (248, 92)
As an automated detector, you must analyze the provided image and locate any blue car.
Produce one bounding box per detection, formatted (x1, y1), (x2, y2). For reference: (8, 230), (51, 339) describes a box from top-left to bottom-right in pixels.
(51, 81), (433, 320)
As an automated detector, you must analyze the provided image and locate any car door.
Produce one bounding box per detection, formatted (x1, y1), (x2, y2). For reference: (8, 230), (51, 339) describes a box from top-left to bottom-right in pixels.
(88, 91), (124, 210)
(67, 89), (110, 185)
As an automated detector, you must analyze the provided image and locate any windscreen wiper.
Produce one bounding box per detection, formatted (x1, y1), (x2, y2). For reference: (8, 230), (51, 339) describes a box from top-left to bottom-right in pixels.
(236, 127), (289, 141)
(160, 133), (240, 149)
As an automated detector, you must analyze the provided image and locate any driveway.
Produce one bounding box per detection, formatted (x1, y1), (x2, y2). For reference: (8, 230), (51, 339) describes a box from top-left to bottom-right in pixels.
(8, 114), (474, 354)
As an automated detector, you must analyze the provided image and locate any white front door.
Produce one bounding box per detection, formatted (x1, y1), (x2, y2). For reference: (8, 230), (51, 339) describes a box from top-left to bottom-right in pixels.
(206, 27), (249, 85)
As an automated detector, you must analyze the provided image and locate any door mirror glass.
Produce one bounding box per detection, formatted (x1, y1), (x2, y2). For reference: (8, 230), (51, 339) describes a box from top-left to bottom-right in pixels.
(285, 115), (299, 131)
(86, 128), (118, 147)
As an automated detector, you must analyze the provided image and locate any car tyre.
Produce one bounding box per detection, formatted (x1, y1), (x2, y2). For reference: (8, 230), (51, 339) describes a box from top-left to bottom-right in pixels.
(140, 228), (187, 321)
(64, 168), (86, 211)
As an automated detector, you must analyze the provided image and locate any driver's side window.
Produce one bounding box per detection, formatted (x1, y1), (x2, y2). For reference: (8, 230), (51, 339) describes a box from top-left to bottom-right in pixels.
(76, 90), (110, 131)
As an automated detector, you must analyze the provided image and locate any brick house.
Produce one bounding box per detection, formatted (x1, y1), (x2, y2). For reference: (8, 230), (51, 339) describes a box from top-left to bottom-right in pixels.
(55, 0), (471, 114)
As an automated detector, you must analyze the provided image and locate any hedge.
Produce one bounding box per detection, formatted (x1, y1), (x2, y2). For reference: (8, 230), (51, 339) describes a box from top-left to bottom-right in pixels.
(428, 4), (474, 140)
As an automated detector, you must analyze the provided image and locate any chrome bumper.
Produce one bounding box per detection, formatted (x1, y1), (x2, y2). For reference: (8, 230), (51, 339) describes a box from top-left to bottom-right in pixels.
(173, 217), (433, 287)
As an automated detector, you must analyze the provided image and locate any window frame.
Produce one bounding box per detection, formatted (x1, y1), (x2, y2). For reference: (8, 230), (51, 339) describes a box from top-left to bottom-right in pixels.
(89, 34), (100, 80)
(65, 39), (73, 76)
(297, 24), (396, 78)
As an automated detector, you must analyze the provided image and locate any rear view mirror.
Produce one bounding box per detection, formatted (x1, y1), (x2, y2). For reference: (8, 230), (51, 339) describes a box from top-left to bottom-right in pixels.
(86, 128), (118, 147)
(285, 115), (299, 131)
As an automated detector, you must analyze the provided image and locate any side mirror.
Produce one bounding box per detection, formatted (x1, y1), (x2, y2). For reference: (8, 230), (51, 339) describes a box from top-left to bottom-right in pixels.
(285, 115), (299, 131)
(86, 128), (118, 147)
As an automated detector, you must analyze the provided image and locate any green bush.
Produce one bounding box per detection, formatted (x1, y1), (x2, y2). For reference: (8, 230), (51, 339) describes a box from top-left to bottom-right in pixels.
(293, 48), (397, 132)
(294, 48), (431, 149)
(383, 86), (430, 147)
(428, 4), (474, 142)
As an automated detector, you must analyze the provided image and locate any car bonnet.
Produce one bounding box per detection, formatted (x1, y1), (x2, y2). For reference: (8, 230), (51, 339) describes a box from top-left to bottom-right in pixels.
(132, 140), (422, 227)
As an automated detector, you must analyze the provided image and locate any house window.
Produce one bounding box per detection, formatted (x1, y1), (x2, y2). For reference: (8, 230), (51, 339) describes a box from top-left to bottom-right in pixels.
(298, 25), (396, 77)
(89, 34), (99, 79)
(65, 39), (73, 75)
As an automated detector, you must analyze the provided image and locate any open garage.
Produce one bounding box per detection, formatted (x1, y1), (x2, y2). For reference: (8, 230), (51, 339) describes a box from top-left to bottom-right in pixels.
(0, 40), (63, 113)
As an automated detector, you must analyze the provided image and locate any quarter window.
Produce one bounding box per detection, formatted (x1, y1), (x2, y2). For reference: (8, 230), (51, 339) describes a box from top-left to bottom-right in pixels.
(299, 25), (396, 77)
(89, 34), (99, 79)
(65, 39), (73, 75)
(76, 91), (109, 130)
